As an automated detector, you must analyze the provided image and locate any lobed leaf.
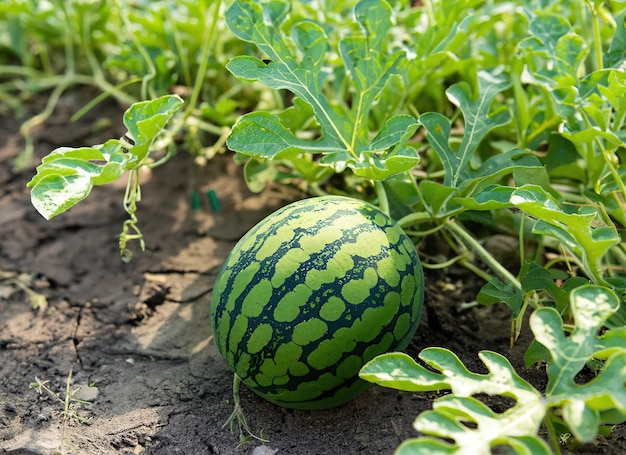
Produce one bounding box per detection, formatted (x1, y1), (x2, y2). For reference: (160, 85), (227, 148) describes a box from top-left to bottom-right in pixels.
(227, 111), (335, 159)
(455, 185), (516, 211)
(351, 146), (420, 180)
(420, 70), (512, 188)
(225, 0), (419, 180)
(530, 285), (626, 442)
(361, 349), (546, 454)
(510, 184), (620, 284)
(369, 115), (419, 151)
(363, 285), (626, 452)
(123, 94), (185, 165)
(27, 95), (183, 219)
(27, 141), (128, 220)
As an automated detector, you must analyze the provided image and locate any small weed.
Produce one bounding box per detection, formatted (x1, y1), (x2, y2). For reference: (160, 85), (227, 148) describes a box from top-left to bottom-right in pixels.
(29, 369), (91, 426)
(0, 270), (48, 310)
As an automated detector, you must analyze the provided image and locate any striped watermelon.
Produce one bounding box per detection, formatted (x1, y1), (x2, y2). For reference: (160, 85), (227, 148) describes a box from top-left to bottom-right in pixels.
(210, 196), (423, 410)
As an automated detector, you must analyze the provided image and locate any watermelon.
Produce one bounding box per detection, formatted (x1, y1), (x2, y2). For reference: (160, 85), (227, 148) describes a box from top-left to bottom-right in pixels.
(210, 196), (423, 410)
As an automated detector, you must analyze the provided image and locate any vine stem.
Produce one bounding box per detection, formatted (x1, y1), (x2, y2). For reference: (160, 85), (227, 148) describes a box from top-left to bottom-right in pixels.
(397, 211), (434, 229)
(544, 412), (563, 455)
(397, 212), (520, 288)
(586, 0), (604, 73)
(224, 374), (268, 445)
(375, 181), (390, 216)
(446, 219), (522, 290)
(184, 0), (223, 119)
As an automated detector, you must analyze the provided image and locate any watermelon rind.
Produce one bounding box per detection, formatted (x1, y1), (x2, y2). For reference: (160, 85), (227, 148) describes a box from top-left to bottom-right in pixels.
(210, 196), (424, 410)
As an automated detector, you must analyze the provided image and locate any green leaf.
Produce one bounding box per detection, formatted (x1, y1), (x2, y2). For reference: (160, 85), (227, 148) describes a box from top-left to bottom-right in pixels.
(371, 73), (405, 128)
(419, 181), (461, 218)
(28, 95), (183, 220)
(226, 2), (349, 150)
(396, 438), (458, 455)
(123, 94), (184, 165)
(225, 0), (418, 180)
(477, 276), (523, 314)
(517, 12), (583, 121)
(421, 148), (545, 217)
(520, 264), (587, 314)
(420, 149), (542, 216)
(29, 174), (94, 221)
(27, 141), (128, 220)
(362, 286), (626, 452)
(277, 96), (316, 133)
(369, 115), (419, 151)
(455, 185), (515, 211)
(360, 349), (547, 454)
(414, 397), (552, 455)
(420, 70), (512, 187)
(225, 0), (292, 62)
(227, 111), (327, 159)
(510, 184), (620, 284)
(351, 146), (420, 180)
(462, 148), (545, 194)
(531, 285), (626, 442)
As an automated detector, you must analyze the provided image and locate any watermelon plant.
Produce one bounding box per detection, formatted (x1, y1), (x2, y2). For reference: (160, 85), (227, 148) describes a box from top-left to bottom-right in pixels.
(1, 0), (250, 169)
(210, 196), (424, 410)
(361, 285), (626, 454)
(219, 0), (626, 452)
(13, 0), (626, 452)
(26, 94), (184, 261)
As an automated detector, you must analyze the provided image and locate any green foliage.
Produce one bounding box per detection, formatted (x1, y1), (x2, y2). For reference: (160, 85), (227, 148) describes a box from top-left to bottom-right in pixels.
(0, 0), (253, 167)
(27, 94), (183, 260)
(10, 0), (626, 451)
(218, 0), (626, 451)
(420, 70), (512, 188)
(225, 0), (420, 181)
(361, 285), (626, 454)
(511, 184), (620, 285)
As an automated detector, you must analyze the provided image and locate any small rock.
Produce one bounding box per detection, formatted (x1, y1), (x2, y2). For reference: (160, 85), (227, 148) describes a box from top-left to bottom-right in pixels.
(251, 446), (278, 455)
(73, 385), (99, 402)
(36, 406), (53, 422)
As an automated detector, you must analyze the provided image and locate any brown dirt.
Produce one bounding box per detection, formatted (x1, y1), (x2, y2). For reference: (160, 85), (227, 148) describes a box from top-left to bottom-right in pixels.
(1, 92), (624, 455)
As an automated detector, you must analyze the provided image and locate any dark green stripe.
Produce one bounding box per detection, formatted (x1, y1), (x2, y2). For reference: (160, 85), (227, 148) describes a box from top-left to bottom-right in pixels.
(210, 196), (423, 408)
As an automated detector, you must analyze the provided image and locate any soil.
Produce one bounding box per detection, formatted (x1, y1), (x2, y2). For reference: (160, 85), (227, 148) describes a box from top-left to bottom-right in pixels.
(1, 91), (625, 455)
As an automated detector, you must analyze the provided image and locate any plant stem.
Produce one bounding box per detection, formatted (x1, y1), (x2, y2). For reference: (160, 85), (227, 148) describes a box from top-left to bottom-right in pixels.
(15, 82), (69, 169)
(586, 0), (604, 72)
(375, 181), (390, 216)
(118, 3), (156, 100)
(423, 0), (437, 27)
(224, 374), (268, 445)
(457, 257), (494, 283)
(446, 219), (522, 290)
(397, 211), (434, 229)
(63, 369), (73, 420)
(183, 0), (223, 121)
(119, 169), (145, 261)
(544, 413), (563, 455)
